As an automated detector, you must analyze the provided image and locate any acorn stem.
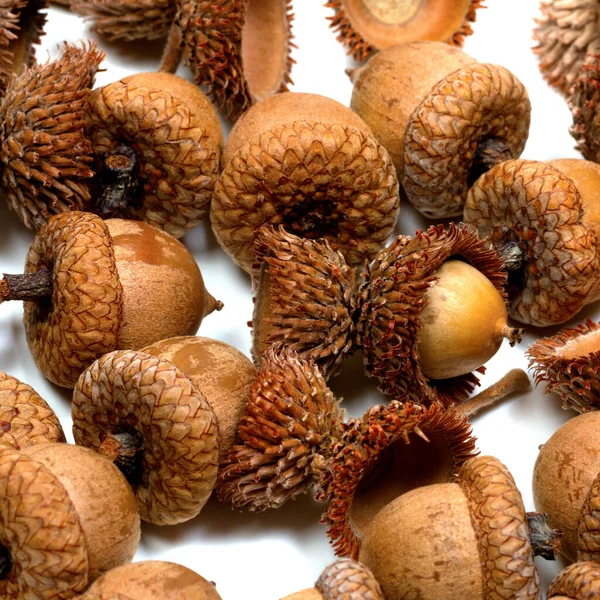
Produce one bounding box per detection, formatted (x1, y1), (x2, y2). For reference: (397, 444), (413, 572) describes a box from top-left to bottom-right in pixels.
(0, 269), (53, 303)
(158, 21), (183, 74)
(98, 432), (144, 484)
(97, 145), (138, 214)
(0, 542), (12, 580)
(468, 138), (512, 187)
(503, 325), (524, 347)
(526, 511), (562, 560)
(458, 368), (531, 418)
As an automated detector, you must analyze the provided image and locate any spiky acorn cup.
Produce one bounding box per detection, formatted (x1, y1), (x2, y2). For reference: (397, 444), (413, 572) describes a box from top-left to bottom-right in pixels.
(325, 0), (484, 62)
(84, 72), (223, 238)
(533, 0), (600, 96)
(251, 225), (359, 379)
(570, 52), (600, 162)
(349, 41), (531, 218)
(358, 223), (520, 402)
(159, 0), (295, 119)
(211, 92), (400, 273)
(0, 212), (221, 388)
(282, 558), (383, 600)
(527, 319), (600, 413)
(548, 562), (600, 599)
(0, 42), (104, 229)
(0, 372), (65, 449)
(464, 158), (600, 326)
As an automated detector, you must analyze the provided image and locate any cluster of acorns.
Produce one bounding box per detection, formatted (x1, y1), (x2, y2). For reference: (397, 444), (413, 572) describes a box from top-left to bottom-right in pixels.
(2, 0), (600, 599)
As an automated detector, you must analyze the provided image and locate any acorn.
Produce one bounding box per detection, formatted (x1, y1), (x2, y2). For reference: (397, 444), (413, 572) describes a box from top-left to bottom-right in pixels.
(75, 560), (223, 600)
(0, 211), (221, 388)
(211, 91), (400, 273)
(349, 41), (531, 218)
(0, 371), (65, 449)
(548, 562), (600, 599)
(325, 0), (484, 62)
(533, 411), (600, 563)
(464, 158), (600, 326)
(0, 443), (140, 599)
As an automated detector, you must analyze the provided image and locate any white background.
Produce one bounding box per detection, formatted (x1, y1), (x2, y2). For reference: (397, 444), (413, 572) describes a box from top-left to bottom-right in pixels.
(0, 1), (589, 597)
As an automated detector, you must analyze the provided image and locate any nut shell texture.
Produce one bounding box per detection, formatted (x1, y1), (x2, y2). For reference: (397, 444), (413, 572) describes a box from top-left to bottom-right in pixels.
(72, 349), (219, 525)
(548, 561), (600, 599)
(0, 371), (65, 448)
(24, 212), (122, 388)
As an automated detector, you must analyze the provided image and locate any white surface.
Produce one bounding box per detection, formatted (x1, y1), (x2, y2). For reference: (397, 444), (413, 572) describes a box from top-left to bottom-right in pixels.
(0, 1), (589, 597)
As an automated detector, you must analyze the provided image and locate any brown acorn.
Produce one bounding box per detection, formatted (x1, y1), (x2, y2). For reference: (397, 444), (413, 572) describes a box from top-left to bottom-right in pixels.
(85, 72), (223, 238)
(464, 158), (600, 326)
(349, 41), (531, 218)
(0, 443), (140, 599)
(533, 0), (600, 96)
(282, 558), (383, 600)
(211, 91), (400, 273)
(325, 0), (484, 62)
(76, 560), (223, 600)
(548, 561), (600, 599)
(0, 211), (221, 388)
(358, 455), (550, 600)
(0, 371), (65, 448)
(533, 411), (600, 562)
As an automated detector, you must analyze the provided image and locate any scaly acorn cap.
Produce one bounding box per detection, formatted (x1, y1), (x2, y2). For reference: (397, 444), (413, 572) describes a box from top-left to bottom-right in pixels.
(0, 371), (65, 448)
(533, 0), (600, 96)
(0, 41), (104, 229)
(527, 319), (600, 413)
(358, 223), (507, 403)
(251, 225), (359, 379)
(217, 346), (343, 511)
(168, 0), (295, 120)
(317, 401), (477, 559)
(72, 349), (220, 525)
(548, 562), (600, 599)
(325, 0), (484, 62)
(464, 158), (600, 326)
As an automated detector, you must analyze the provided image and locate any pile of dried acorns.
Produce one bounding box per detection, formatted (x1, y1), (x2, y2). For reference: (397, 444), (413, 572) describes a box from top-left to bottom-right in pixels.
(1, 0), (600, 598)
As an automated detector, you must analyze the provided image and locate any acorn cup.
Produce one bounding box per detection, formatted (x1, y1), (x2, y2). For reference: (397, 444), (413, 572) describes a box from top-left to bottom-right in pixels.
(0, 371), (65, 449)
(464, 158), (600, 327)
(0, 211), (222, 388)
(0, 443), (140, 599)
(548, 561), (600, 599)
(349, 41), (531, 219)
(210, 91), (400, 273)
(74, 560), (223, 600)
(72, 336), (256, 525)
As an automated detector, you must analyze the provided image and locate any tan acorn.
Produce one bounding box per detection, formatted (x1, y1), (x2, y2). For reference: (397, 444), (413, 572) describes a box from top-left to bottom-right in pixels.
(85, 72), (223, 238)
(533, 411), (600, 562)
(548, 561), (600, 599)
(211, 91), (400, 273)
(464, 158), (600, 326)
(349, 41), (531, 218)
(0, 211), (221, 388)
(358, 455), (556, 600)
(325, 0), (484, 62)
(76, 560), (223, 600)
(282, 558), (383, 600)
(0, 443), (140, 599)
(0, 371), (65, 448)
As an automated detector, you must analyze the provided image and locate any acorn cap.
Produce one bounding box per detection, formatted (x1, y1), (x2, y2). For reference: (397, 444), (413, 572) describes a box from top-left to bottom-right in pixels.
(548, 562), (600, 599)
(358, 223), (507, 403)
(72, 349), (220, 525)
(71, 0), (176, 42)
(464, 158), (600, 326)
(533, 0), (600, 96)
(315, 558), (383, 600)
(0, 41), (104, 229)
(211, 92), (400, 273)
(85, 72), (223, 238)
(175, 0), (295, 119)
(23, 211), (122, 388)
(77, 560), (223, 600)
(325, 0), (484, 62)
(217, 347), (343, 511)
(251, 225), (359, 379)
(0, 371), (65, 448)
(318, 401), (477, 558)
(527, 318), (600, 413)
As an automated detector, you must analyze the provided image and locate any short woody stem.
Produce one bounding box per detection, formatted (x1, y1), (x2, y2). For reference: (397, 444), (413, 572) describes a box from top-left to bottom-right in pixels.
(97, 145), (138, 214)
(527, 511), (562, 560)
(0, 269), (53, 303)
(458, 368), (531, 418)
(497, 241), (524, 272)
(0, 542), (12, 580)
(158, 21), (183, 74)
(98, 432), (144, 484)
(468, 139), (513, 187)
